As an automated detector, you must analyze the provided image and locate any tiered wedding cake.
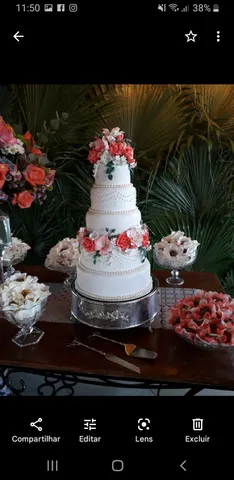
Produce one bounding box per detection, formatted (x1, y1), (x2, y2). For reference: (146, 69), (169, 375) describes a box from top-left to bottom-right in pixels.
(76, 127), (152, 301)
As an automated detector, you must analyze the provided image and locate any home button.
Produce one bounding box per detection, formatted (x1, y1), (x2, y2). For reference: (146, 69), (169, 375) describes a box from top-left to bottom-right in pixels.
(112, 460), (124, 472)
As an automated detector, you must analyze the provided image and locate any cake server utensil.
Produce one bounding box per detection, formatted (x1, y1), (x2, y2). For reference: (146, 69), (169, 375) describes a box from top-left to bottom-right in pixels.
(67, 338), (141, 374)
(90, 332), (157, 360)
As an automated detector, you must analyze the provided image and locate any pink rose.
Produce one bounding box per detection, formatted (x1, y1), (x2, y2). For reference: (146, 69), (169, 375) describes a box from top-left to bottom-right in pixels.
(77, 227), (87, 243)
(116, 233), (131, 251)
(127, 228), (143, 248)
(93, 138), (105, 153)
(109, 141), (125, 156)
(82, 237), (95, 252)
(117, 133), (124, 141)
(0, 116), (18, 148)
(109, 141), (119, 156)
(124, 145), (134, 160)
(142, 233), (149, 247)
(94, 234), (111, 256)
(88, 149), (100, 164)
(45, 169), (56, 187)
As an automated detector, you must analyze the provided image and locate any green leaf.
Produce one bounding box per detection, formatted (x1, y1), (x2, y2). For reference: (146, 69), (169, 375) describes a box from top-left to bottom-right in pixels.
(108, 174), (113, 180)
(50, 119), (60, 130)
(27, 153), (36, 163)
(62, 112), (69, 120)
(39, 156), (50, 165)
(37, 133), (48, 144)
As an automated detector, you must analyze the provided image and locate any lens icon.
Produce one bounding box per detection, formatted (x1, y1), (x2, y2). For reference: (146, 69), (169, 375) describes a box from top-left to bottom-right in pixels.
(69, 3), (78, 11)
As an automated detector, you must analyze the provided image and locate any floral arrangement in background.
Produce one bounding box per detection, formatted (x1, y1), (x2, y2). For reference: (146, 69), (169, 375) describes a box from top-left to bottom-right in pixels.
(77, 224), (150, 264)
(0, 115), (56, 208)
(4, 236), (31, 264)
(169, 289), (234, 346)
(87, 127), (136, 179)
(0, 272), (50, 322)
(45, 237), (79, 269)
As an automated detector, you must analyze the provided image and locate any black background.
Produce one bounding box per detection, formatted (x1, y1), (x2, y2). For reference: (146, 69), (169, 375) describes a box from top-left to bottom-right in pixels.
(1, 396), (233, 477)
(0, 1), (230, 81)
(1, 3), (233, 477)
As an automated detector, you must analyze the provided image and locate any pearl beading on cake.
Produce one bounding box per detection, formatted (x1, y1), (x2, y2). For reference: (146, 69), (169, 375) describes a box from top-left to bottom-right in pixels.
(91, 190), (136, 205)
(93, 184), (131, 189)
(78, 262), (146, 276)
(76, 282), (153, 301)
(88, 208), (138, 215)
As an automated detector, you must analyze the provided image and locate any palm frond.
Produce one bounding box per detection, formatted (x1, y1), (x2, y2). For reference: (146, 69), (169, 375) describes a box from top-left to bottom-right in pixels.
(11, 84), (112, 146)
(140, 143), (234, 216)
(146, 210), (234, 276)
(99, 84), (188, 168)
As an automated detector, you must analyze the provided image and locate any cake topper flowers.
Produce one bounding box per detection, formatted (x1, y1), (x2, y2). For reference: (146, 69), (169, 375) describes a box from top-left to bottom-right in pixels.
(87, 127), (136, 179)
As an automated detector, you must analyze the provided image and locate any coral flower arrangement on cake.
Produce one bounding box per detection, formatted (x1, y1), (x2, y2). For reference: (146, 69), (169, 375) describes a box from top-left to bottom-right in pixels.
(169, 289), (234, 347)
(77, 225), (150, 265)
(88, 127), (136, 179)
(0, 116), (56, 208)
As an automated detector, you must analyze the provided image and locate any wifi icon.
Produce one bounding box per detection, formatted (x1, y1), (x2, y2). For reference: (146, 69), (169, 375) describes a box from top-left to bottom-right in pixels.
(169, 3), (179, 11)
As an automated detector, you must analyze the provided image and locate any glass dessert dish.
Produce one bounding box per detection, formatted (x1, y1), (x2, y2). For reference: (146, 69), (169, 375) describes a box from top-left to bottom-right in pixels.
(153, 248), (197, 286)
(3, 297), (48, 347)
(45, 264), (76, 286)
(3, 251), (28, 279)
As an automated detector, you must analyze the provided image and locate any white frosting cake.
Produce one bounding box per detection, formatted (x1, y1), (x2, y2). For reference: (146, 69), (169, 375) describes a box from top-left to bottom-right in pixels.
(75, 128), (152, 301)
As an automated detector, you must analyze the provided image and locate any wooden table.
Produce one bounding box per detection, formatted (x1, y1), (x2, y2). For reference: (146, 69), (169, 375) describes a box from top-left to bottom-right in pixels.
(1, 266), (233, 396)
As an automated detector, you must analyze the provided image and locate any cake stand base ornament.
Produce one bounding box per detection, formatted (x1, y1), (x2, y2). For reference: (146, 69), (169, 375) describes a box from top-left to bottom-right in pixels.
(71, 276), (159, 331)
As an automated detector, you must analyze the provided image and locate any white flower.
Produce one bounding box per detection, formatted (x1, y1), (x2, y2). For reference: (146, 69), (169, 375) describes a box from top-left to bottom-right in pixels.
(100, 150), (111, 165)
(110, 127), (123, 137)
(126, 228), (143, 247)
(92, 162), (100, 178)
(3, 272), (38, 290)
(102, 128), (110, 136)
(2, 139), (25, 155)
(45, 237), (79, 268)
(106, 135), (116, 143)
(1, 274), (50, 317)
(102, 138), (109, 150)
(4, 237), (30, 263)
(89, 230), (100, 241)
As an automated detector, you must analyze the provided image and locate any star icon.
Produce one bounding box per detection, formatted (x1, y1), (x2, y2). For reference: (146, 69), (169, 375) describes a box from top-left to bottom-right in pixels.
(185, 30), (197, 42)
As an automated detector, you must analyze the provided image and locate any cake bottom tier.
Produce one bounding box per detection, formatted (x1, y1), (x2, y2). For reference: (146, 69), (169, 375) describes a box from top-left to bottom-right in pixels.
(75, 259), (153, 301)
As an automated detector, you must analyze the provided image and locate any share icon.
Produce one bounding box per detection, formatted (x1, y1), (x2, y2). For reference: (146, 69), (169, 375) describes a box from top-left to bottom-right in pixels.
(30, 417), (43, 431)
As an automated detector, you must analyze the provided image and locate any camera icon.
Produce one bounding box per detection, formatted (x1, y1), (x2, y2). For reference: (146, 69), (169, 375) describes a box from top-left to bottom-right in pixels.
(69, 3), (78, 11)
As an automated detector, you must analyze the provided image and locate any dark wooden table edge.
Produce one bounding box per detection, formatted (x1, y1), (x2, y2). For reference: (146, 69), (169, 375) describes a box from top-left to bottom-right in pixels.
(2, 363), (233, 396)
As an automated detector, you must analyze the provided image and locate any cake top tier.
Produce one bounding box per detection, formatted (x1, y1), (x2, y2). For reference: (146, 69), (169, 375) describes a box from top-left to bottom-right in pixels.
(87, 127), (136, 182)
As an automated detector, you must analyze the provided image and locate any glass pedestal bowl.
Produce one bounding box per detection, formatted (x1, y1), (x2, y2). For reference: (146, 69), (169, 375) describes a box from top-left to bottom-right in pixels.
(3, 298), (47, 347)
(153, 249), (197, 286)
(45, 263), (76, 286)
(3, 251), (28, 279)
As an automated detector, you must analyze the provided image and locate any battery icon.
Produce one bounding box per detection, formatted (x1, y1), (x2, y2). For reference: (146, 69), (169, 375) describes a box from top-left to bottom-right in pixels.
(213, 4), (219, 12)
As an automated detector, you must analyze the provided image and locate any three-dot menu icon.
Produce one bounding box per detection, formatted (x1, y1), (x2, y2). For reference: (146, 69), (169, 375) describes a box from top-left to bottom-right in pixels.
(217, 31), (220, 42)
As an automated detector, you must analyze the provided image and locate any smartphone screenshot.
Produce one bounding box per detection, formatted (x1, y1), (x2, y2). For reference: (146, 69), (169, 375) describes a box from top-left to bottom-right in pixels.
(0, 2), (232, 477)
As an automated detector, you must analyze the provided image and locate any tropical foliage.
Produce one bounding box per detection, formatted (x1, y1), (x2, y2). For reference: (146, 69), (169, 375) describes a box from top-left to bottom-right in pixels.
(1, 83), (234, 295)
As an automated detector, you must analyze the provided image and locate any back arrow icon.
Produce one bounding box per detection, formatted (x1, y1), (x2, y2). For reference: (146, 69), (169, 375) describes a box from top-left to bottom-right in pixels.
(180, 460), (186, 471)
(13, 31), (24, 42)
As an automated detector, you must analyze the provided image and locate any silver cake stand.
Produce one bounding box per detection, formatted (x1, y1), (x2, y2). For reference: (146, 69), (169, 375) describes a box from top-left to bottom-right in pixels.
(71, 275), (159, 331)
